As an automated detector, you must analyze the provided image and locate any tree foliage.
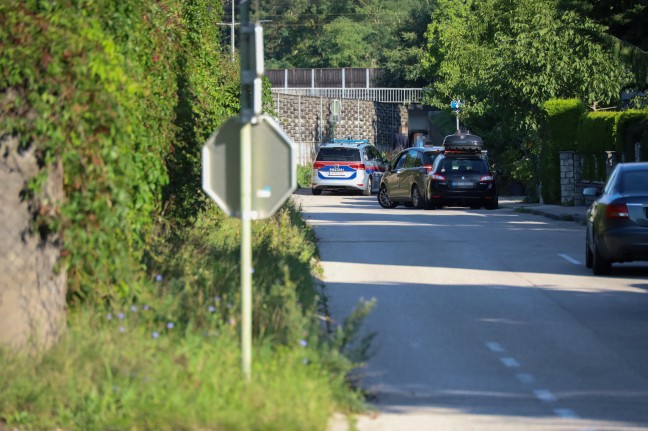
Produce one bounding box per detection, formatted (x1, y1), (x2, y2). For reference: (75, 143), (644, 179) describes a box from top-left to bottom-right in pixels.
(421, 0), (624, 190)
(249, 0), (422, 69)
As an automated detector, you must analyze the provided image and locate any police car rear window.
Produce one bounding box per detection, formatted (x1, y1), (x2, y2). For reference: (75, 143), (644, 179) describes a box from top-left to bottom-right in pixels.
(316, 147), (361, 162)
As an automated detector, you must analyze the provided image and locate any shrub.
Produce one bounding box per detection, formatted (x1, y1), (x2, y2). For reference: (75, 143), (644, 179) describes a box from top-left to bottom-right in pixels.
(576, 111), (620, 181)
(540, 99), (586, 203)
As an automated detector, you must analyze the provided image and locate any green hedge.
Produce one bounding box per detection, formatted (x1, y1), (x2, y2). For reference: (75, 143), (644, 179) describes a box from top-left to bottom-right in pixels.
(576, 112), (619, 181)
(540, 99), (586, 203)
(0, 0), (239, 303)
(575, 109), (648, 181)
(616, 110), (648, 162)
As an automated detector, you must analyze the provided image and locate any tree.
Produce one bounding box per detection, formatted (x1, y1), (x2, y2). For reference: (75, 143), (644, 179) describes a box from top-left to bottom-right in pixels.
(422, 0), (624, 191)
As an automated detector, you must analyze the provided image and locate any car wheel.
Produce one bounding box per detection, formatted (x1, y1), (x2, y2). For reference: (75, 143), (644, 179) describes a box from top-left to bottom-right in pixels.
(585, 232), (593, 269)
(412, 186), (425, 209)
(378, 184), (398, 209)
(486, 197), (498, 210)
(312, 188), (322, 195)
(363, 176), (372, 196)
(592, 236), (611, 275)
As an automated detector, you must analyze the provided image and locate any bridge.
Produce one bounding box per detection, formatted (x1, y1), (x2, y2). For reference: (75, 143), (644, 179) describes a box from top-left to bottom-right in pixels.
(265, 68), (436, 164)
(266, 68), (425, 104)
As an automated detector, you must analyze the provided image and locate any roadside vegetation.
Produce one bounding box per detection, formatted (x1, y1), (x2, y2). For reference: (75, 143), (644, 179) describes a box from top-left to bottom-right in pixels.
(1, 1), (373, 430)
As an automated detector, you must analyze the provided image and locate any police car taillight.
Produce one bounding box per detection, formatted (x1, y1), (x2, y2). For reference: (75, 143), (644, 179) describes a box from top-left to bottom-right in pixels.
(313, 162), (325, 169)
(349, 163), (365, 170)
(480, 175), (494, 182)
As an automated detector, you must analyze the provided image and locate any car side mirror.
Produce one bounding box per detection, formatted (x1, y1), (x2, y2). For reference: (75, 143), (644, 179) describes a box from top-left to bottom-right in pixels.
(582, 187), (601, 197)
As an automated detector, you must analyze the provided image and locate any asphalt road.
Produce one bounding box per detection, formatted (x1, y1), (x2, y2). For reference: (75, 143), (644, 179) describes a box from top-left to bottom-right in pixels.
(292, 189), (648, 431)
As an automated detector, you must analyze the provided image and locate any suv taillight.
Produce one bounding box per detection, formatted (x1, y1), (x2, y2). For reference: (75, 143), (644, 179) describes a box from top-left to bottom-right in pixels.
(480, 175), (494, 182)
(605, 203), (629, 219)
(349, 163), (365, 170)
(313, 162), (325, 169)
(431, 173), (446, 181)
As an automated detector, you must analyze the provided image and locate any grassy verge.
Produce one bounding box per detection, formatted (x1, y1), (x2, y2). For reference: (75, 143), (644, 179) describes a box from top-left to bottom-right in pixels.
(0, 200), (373, 430)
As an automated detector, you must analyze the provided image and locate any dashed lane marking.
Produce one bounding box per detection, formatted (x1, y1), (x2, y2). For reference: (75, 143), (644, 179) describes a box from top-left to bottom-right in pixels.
(559, 253), (581, 265)
(486, 342), (505, 353)
(516, 373), (535, 384)
(554, 408), (579, 419)
(500, 357), (520, 368)
(534, 389), (558, 402)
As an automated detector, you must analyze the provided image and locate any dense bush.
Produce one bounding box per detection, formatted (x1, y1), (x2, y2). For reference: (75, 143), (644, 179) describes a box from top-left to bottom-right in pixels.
(616, 110), (648, 162)
(0, 0), (240, 303)
(540, 99), (586, 203)
(576, 112), (619, 181)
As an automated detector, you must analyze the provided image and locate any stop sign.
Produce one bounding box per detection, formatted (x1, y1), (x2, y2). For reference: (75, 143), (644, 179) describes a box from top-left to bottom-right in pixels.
(202, 115), (297, 219)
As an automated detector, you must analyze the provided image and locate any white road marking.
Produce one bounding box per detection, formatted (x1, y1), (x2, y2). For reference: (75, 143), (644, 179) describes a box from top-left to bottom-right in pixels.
(554, 408), (579, 419)
(534, 389), (558, 402)
(486, 342), (505, 352)
(516, 373), (535, 384)
(559, 253), (581, 265)
(500, 357), (520, 368)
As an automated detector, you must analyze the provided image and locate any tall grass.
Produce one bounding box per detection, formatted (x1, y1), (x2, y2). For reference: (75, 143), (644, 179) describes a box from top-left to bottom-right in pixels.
(0, 199), (373, 430)
(0, 308), (348, 431)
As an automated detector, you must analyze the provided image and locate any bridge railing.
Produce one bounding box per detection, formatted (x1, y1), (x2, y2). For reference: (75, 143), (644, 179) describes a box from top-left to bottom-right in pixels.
(271, 87), (424, 104)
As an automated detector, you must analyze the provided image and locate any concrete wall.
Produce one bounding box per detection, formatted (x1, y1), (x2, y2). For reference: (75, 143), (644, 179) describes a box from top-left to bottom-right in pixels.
(271, 93), (408, 164)
(0, 134), (67, 352)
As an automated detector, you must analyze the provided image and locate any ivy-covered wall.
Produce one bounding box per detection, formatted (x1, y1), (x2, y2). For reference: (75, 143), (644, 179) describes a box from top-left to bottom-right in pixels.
(0, 0), (238, 317)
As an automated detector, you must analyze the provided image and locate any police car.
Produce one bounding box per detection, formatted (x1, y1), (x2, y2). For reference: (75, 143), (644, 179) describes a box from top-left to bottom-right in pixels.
(311, 139), (388, 195)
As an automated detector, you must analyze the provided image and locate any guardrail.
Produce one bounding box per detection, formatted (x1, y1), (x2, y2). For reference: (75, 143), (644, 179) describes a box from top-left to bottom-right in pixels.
(271, 87), (425, 104)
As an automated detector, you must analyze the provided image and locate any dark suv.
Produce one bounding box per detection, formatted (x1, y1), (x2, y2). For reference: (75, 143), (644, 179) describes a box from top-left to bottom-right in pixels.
(427, 134), (498, 209)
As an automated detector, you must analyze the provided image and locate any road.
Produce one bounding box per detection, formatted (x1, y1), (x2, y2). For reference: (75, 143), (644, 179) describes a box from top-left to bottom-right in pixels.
(292, 189), (648, 431)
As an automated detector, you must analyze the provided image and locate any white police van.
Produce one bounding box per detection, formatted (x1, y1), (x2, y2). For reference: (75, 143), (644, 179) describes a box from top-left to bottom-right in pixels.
(311, 139), (388, 195)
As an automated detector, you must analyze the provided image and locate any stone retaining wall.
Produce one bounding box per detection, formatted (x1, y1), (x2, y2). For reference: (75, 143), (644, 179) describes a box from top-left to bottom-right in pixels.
(272, 93), (408, 163)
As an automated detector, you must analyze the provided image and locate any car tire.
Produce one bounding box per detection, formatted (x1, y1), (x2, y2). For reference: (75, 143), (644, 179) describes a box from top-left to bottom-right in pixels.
(486, 197), (498, 210)
(378, 184), (398, 209)
(363, 176), (372, 196)
(592, 236), (611, 275)
(412, 186), (425, 209)
(312, 188), (322, 195)
(585, 233), (593, 269)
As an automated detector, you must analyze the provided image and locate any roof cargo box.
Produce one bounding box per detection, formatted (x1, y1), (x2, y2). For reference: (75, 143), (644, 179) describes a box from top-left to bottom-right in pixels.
(443, 133), (484, 152)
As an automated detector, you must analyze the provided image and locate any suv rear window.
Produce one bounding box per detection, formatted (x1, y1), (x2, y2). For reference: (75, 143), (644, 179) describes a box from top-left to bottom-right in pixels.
(438, 158), (488, 174)
(316, 147), (361, 162)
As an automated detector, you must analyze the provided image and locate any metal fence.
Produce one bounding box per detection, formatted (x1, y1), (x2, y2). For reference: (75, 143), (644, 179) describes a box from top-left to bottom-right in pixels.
(271, 87), (424, 104)
(267, 68), (384, 89)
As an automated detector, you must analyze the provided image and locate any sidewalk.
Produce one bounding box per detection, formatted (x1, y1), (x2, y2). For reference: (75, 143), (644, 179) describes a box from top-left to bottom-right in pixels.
(499, 197), (589, 225)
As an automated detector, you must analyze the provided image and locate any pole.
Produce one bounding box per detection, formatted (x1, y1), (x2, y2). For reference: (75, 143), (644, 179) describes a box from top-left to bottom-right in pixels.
(239, 0), (253, 381)
(230, 1), (235, 61)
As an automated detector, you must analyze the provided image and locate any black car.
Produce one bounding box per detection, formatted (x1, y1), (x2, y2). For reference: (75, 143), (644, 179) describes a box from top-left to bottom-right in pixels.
(378, 146), (444, 209)
(584, 162), (648, 275)
(425, 133), (498, 210)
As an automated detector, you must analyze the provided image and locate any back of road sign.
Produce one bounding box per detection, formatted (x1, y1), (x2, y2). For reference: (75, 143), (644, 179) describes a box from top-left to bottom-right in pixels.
(202, 115), (297, 219)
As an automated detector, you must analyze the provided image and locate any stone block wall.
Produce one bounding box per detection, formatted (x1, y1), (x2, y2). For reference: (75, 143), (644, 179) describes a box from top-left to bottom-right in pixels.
(272, 93), (408, 164)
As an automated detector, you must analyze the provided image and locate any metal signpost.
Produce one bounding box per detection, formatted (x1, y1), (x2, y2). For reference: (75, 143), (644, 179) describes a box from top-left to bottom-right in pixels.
(202, 1), (297, 380)
(451, 99), (461, 132)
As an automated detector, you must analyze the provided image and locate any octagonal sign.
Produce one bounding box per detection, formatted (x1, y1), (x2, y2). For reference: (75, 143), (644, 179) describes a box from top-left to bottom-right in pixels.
(202, 115), (297, 219)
